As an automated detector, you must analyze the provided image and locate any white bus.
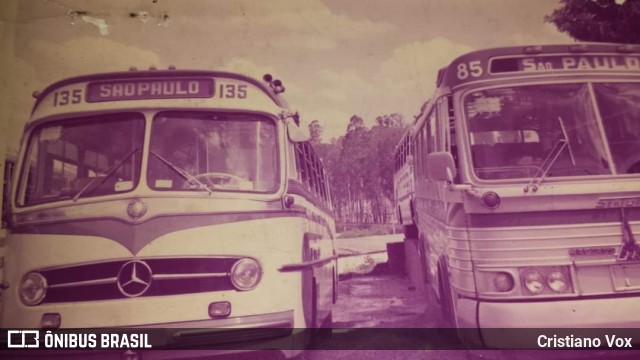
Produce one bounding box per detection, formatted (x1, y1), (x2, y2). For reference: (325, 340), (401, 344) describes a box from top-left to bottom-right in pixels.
(407, 44), (640, 347)
(1, 68), (337, 356)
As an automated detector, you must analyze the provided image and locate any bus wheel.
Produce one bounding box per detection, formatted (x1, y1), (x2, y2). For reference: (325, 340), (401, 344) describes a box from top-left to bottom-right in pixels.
(418, 234), (430, 285)
(332, 268), (338, 305)
(438, 261), (456, 327)
(310, 277), (318, 328)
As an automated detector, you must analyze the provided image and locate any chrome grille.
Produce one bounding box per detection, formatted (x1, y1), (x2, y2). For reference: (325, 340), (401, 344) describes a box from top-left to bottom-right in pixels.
(38, 257), (240, 304)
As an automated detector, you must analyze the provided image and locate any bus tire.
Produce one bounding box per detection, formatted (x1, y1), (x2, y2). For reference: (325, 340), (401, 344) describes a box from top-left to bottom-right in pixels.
(418, 234), (430, 285)
(332, 267), (338, 305)
(310, 277), (318, 329)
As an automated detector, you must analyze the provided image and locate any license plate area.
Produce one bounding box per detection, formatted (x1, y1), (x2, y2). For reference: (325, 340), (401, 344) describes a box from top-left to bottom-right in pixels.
(610, 263), (640, 292)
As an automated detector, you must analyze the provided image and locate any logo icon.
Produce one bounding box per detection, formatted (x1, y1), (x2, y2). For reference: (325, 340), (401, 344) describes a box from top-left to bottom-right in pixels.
(7, 330), (39, 348)
(126, 199), (148, 219)
(618, 209), (640, 262)
(117, 260), (153, 297)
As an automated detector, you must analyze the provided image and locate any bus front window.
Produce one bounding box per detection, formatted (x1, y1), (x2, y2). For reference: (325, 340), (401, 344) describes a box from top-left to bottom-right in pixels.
(19, 113), (145, 206)
(464, 84), (612, 180)
(593, 83), (640, 174)
(148, 111), (279, 193)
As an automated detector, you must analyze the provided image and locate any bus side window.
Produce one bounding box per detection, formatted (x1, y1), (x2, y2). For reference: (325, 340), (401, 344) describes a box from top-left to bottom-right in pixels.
(288, 141), (299, 180)
(442, 96), (460, 183)
(295, 143), (307, 185)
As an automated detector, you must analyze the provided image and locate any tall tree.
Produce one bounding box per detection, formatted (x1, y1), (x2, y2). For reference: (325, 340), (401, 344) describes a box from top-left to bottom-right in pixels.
(545, 0), (640, 44)
(346, 115), (365, 133)
(308, 119), (323, 144)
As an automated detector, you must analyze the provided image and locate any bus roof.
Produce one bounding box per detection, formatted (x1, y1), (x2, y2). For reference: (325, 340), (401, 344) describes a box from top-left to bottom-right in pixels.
(30, 69), (288, 120)
(439, 43), (640, 89)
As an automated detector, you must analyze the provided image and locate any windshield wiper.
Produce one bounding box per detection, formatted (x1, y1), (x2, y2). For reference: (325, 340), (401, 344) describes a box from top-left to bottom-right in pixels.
(72, 148), (139, 202)
(149, 151), (213, 195)
(523, 138), (568, 193)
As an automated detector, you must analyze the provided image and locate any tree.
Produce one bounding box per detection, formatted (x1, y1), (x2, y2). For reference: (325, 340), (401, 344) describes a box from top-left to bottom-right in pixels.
(308, 120), (323, 144)
(545, 0), (640, 44)
(314, 113), (407, 224)
(346, 115), (365, 133)
(375, 113), (405, 128)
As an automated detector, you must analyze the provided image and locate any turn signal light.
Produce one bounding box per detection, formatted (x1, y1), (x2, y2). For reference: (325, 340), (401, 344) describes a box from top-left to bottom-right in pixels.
(208, 302), (231, 318)
(41, 313), (61, 329)
(493, 272), (515, 292)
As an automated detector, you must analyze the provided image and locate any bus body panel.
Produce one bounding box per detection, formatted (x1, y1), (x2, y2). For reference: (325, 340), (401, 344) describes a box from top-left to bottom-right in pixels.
(2, 215), (335, 327)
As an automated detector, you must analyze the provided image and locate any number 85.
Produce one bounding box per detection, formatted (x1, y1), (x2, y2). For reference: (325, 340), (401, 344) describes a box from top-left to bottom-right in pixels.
(456, 61), (483, 80)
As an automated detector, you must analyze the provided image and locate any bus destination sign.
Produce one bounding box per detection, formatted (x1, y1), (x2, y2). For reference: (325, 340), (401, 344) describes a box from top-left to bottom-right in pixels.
(490, 54), (640, 74)
(86, 78), (215, 102)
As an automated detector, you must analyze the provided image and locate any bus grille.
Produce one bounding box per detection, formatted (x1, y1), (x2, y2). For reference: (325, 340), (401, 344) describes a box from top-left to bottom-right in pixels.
(37, 257), (239, 304)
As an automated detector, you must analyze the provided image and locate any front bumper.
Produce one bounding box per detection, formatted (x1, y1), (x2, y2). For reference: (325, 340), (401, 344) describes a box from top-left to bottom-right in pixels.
(457, 296), (640, 349)
(136, 310), (295, 349)
(1, 311), (300, 358)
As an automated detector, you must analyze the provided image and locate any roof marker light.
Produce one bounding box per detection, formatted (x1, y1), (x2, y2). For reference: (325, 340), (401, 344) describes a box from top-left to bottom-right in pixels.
(149, 66), (157, 70)
(129, 66), (137, 71)
(569, 44), (588, 53)
(616, 44), (636, 53)
(523, 46), (543, 54)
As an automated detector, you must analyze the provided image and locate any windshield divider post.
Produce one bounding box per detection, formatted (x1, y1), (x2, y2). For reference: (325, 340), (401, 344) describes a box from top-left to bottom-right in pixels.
(587, 82), (617, 175)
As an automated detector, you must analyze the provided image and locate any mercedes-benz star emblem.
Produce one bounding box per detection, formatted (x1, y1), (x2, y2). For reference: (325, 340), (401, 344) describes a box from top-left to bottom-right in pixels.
(117, 260), (153, 297)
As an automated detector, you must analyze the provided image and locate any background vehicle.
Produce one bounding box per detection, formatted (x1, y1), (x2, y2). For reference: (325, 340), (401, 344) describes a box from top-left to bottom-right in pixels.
(407, 43), (640, 348)
(0, 69), (337, 356)
(393, 127), (416, 239)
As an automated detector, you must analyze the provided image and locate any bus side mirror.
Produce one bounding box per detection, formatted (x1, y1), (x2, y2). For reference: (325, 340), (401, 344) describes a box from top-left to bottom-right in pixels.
(427, 152), (456, 182)
(286, 120), (310, 142)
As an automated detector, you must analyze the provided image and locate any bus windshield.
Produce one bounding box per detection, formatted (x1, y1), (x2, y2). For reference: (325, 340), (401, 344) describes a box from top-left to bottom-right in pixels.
(19, 114), (145, 206)
(464, 82), (640, 180)
(148, 111), (279, 193)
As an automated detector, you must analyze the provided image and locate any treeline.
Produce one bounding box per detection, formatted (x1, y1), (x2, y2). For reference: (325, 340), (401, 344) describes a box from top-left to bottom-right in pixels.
(310, 113), (407, 223)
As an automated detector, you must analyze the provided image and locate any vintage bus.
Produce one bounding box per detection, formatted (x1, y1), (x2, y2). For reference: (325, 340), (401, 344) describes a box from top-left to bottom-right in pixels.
(407, 43), (640, 347)
(393, 127), (416, 238)
(0, 68), (337, 355)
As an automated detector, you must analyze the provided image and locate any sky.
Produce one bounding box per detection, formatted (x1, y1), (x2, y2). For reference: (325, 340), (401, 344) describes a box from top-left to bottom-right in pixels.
(0, 0), (572, 151)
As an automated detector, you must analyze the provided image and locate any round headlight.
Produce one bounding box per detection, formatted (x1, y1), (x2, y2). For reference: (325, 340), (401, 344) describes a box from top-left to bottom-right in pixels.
(230, 258), (262, 291)
(493, 272), (515, 292)
(20, 272), (47, 306)
(547, 271), (569, 293)
(523, 270), (544, 295)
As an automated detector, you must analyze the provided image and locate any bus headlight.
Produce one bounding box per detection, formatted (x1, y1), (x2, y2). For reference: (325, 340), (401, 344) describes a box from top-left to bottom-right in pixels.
(547, 271), (569, 293)
(522, 270), (544, 295)
(20, 272), (47, 305)
(230, 258), (262, 291)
